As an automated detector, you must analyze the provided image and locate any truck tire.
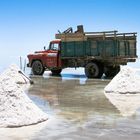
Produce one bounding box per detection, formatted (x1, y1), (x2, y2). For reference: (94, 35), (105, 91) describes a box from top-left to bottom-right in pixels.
(85, 62), (103, 78)
(104, 66), (120, 78)
(51, 69), (62, 75)
(32, 60), (45, 75)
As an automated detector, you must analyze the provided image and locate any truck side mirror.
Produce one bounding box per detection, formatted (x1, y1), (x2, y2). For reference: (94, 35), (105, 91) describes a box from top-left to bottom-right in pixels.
(44, 46), (46, 50)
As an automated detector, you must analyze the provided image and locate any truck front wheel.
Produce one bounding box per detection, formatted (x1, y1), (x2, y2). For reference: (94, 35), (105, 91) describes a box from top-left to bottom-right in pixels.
(85, 62), (103, 78)
(32, 60), (45, 75)
(51, 69), (62, 75)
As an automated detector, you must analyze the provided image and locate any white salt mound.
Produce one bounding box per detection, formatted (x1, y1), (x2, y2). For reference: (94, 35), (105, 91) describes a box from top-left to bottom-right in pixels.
(104, 66), (140, 94)
(0, 65), (47, 128)
(3, 64), (30, 84)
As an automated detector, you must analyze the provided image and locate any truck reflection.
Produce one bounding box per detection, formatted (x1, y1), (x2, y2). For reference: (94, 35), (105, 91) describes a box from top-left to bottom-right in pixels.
(28, 75), (120, 123)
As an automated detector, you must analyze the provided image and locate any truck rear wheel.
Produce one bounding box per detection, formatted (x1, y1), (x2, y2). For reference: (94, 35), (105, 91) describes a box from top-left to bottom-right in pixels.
(85, 62), (103, 78)
(32, 60), (45, 75)
(104, 66), (120, 78)
(51, 69), (62, 75)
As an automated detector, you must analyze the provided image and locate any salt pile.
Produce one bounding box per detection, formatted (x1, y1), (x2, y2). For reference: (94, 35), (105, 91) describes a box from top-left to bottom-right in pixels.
(104, 66), (140, 116)
(0, 65), (47, 127)
(104, 66), (140, 94)
(2, 64), (30, 84)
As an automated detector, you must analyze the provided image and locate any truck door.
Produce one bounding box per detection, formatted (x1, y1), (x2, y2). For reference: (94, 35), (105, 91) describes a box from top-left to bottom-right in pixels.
(46, 42), (60, 68)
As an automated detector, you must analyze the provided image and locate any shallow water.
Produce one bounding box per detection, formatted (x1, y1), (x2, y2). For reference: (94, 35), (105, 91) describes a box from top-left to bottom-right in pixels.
(1, 69), (140, 140)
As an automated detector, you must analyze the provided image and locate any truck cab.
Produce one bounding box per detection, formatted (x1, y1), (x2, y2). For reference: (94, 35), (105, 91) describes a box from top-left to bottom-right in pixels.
(27, 40), (62, 75)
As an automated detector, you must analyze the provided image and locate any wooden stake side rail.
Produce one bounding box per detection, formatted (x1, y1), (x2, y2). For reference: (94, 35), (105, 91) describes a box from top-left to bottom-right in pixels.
(56, 31), (137, 41)
(85, 31), (137, 38)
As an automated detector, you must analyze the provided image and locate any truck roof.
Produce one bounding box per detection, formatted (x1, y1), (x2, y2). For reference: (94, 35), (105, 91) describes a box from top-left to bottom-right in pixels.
(51, 39), (61, 44)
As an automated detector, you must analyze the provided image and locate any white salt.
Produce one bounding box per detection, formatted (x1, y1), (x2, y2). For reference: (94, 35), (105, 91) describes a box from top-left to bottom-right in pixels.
(104, 66), (140, 94)
(3, 64), (30, 84)
(104, 92), (140, 117)
(0, 65), (47, 127)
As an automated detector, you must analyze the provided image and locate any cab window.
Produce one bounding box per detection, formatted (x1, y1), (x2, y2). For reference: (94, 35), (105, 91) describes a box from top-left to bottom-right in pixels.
(50, 43), (59, 51)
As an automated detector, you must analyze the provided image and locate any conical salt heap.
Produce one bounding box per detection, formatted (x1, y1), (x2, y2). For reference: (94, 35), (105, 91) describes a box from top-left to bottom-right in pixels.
(0, 65), (47, 127)
(104, 66), (140, 117)
(3, 64), (30, 84)
(104, 66), (140, 94)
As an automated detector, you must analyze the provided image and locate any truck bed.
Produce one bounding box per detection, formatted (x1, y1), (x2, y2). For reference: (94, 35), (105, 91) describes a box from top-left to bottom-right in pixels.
(56, 27), (137, 65)
(60, 38), (137, 64)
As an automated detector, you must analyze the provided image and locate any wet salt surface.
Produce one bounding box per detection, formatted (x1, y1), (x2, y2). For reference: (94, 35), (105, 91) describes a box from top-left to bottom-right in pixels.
(1, 70), (140, 140)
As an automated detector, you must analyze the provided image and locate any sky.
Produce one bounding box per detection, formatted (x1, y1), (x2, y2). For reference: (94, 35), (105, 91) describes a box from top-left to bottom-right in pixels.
(0, 0), (140, 71)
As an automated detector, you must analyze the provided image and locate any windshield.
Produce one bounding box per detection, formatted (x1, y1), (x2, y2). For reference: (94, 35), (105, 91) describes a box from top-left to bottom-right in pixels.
(49, 43), (59, 51)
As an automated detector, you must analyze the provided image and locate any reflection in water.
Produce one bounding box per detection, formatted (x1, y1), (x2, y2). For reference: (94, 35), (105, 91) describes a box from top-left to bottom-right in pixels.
(28, 75), (118, 122)
(104, 92), (140, 117)
(26, 75), (123, 139)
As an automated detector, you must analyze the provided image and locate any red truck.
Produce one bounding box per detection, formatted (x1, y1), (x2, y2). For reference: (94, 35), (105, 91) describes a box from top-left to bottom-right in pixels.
(27, 25), (137, 78)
